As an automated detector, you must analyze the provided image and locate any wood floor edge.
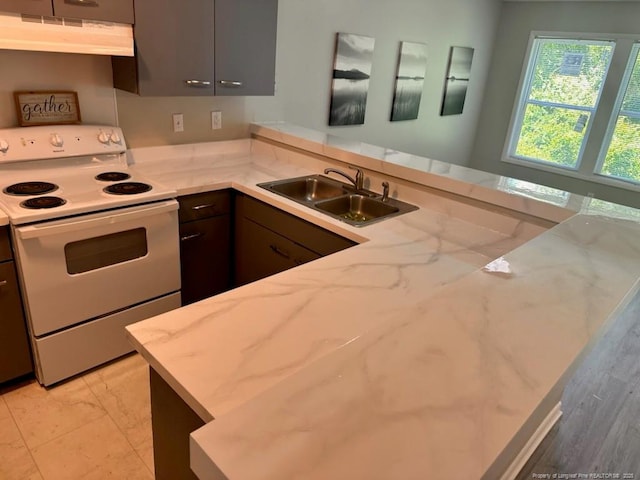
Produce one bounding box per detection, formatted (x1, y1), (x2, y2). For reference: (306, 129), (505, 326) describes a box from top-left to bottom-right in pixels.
(501, 402), (563, 480)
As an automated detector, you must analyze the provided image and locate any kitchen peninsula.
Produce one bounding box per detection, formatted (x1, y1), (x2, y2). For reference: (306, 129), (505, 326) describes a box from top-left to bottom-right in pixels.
(126, 123), (640, 480)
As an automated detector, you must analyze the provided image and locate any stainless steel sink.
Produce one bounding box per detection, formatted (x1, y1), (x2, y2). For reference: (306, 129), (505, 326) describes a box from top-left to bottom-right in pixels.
(315, 194), (399, 223)
(258, 175), (418, 226)
(265, 175), (348, 202)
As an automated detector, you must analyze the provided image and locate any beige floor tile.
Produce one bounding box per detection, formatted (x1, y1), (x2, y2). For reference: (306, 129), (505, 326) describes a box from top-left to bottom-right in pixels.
(31, 415), (152, 480)
(0, 397), (43, 480)
(83, 354), (153, 450)
(3, 376), (106, 449)
(133, 433), (155, 474)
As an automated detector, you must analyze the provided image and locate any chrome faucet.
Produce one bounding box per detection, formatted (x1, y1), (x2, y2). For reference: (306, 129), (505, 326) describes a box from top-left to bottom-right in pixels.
(324, 166), (364, 190)
(381, 181), (389, 202)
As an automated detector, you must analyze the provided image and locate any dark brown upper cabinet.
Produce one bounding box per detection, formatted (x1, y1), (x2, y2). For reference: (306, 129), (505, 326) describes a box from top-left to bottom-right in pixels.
(0, 0), (133, 23)
(52, 0), (133, 24)
(0, 0), (53, 16)
(112, 0), (278, 96)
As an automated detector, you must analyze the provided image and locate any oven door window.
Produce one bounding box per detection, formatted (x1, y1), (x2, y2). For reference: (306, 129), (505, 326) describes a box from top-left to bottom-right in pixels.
(64, 228), (148, 274)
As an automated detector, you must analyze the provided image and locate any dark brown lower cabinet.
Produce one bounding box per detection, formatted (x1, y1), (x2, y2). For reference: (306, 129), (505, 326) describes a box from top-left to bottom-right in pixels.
(0, 228), (33, 383)
(151, 193), (357, 477)
(150, 367), (205, 480)
(180, 216), (231, 305)
(234, 193), (356, 286)
(178, 191), (232, 305)
(235, 215), (321, 285)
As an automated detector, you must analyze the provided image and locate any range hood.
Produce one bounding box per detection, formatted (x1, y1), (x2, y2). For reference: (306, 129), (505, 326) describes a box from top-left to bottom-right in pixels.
(0, 12), (133, 56)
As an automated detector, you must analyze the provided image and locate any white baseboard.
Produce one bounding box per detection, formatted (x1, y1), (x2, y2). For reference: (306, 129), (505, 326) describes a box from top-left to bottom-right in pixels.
(500, 401), (563, 480)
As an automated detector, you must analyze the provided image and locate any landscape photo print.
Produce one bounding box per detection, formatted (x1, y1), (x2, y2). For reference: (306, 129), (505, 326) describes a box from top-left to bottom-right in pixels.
(391, 41), (428, 121)
(440, 46), (474, 116)
(329, 32), (376, 126)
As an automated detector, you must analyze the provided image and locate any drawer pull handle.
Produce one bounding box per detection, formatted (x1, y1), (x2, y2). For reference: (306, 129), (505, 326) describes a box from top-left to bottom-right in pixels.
(0, 280), (7, 287)
(269, 244), (290, 260)
(64, 0), (100, 6)
(217, 80), (243, 88)
(180, 232), (204, 242)
(192, 203), (216, 211)
(185, 80), (212, 88)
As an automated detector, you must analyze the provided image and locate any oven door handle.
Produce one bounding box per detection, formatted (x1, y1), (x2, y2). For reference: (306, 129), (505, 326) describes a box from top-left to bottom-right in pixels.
(16, 200), (178, 240)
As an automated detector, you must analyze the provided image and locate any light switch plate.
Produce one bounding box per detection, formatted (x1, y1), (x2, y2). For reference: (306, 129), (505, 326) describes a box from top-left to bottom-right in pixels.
(172, 113), (184, 133)
(211, 111), (222, 130)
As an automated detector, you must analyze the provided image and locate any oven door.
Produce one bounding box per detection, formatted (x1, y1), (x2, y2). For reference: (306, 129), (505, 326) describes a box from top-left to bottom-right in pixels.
(13, 200), (180, 337)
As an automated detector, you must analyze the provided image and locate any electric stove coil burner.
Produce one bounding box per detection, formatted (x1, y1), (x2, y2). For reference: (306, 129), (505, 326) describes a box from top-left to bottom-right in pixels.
(95, 172), (131, 182)
(103, 182), (152, 195)
(4, 181), (58, 196)
(20, 196), (67, 209)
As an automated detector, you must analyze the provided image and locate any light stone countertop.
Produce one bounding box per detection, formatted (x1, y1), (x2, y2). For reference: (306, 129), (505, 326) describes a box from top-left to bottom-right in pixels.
(125, 125), (640, 480)
(0, 213), (8, 226)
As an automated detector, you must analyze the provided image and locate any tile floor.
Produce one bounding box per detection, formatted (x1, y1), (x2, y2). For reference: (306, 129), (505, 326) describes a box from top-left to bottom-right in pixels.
(2, 291), (639, 479)
(0, 353), (154, 480)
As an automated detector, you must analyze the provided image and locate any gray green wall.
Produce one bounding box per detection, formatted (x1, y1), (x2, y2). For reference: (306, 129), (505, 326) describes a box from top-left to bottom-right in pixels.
(0, 1), (501, 165)
(272, 0), (501, 165)
(116, 0), (502, 165)
(471, 1), (640, 208)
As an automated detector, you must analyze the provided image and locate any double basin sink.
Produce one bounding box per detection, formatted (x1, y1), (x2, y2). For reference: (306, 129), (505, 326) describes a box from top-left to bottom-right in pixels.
(258, 174), (418, 226)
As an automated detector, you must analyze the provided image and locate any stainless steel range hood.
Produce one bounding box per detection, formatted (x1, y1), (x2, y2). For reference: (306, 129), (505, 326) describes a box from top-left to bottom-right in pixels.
(0, 12), (133, 56)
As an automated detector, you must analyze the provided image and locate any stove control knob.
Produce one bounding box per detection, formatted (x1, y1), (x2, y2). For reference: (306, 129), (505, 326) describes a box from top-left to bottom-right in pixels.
(109, 131), (122, 145)
(0, 139), (8, 153)
(50, 133), (64, 148)
(97, 131), (111, 144)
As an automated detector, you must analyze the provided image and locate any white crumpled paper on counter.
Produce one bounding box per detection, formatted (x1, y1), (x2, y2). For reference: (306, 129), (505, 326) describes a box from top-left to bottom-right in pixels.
(482, 256), (513, 277)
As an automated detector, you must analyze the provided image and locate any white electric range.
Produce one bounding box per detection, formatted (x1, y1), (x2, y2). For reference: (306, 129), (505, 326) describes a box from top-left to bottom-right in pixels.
(0, 125), (181, 386)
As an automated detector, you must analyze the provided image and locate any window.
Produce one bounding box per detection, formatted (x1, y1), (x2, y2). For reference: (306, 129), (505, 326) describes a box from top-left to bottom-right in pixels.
(598, 44), (640, 183)
(505, 34), (640, 190)
(509, 37), (615, 169)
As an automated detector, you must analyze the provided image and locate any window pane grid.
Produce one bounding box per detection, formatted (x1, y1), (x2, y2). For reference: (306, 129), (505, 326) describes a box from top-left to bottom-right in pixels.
(529, 39), (613, 108)
(515, 104), (590, 168)
(599, 44), (640, 184)
(510, 37), (614, 170)
(527, 98), (595, 112)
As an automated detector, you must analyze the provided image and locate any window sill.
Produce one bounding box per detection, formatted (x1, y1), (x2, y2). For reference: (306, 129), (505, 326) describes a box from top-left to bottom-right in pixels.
(501, 155), (640, 193)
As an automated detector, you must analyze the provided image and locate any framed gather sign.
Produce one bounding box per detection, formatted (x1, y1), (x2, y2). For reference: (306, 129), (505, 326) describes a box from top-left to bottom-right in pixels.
(14, 91), (82, 127)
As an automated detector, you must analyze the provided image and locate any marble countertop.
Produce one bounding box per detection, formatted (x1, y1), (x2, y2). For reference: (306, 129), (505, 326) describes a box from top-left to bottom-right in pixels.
(125, 124), (640, 480)
(252, 122), (640, 224)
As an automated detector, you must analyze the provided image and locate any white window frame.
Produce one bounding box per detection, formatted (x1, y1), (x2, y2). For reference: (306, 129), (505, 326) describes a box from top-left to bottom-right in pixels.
(595, 42), (640, 184)
(502, 31), (640, 193)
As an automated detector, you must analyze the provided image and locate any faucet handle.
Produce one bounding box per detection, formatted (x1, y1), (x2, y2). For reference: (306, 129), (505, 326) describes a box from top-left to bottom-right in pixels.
(349, 166), (365, 189)
(381, 181), (389, 202)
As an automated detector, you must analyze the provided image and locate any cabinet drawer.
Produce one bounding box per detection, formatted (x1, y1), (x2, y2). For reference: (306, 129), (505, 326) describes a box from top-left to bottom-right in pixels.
(236, 194), (355, 256)
(52, 0), (134, 23)
(178, 190), (231, 223)
(0, 227), (11, 263)
(235, 217), (320, 286)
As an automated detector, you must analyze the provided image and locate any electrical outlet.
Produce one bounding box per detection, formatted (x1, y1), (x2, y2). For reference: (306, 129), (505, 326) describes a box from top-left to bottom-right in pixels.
(172, 113), (184, 133)
(211, 111), (222, 130)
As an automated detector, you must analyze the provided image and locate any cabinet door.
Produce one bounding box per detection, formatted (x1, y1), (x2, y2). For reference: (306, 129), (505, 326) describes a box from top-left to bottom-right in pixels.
(0, 262), (33, 383)
(52, 0), (133, 23)
(150, 368), (204, 480)
(235, 216), (319, 286)
(180, 216), (231, 305)
(127, 0), (214, 96)
(0, 227), (11, 262)
(238, 194), (356, 256)
(0, 0), (53, 16)
(214, 0), (278, 96)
